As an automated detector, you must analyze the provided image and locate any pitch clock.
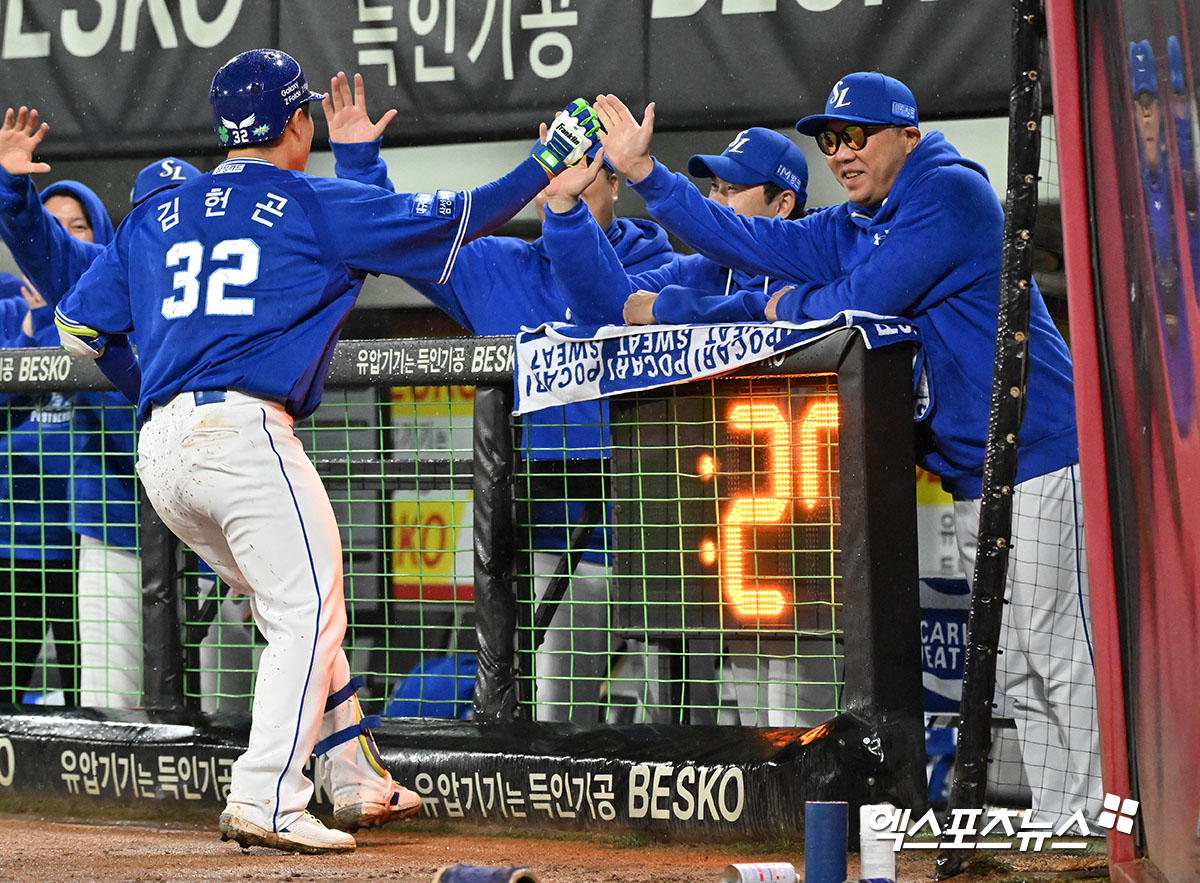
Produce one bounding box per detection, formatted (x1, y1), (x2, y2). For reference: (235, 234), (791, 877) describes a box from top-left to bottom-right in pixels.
(610, 330), (917, 642)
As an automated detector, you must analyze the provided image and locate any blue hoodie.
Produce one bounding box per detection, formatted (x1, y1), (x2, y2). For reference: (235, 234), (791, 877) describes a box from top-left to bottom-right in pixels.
(0, 270), (71, 559)
(0, 173), (139, 549)
(629, 132), (1079, 498)
(331, 140), (676, 558)
(0, 272), (24, 302)
(541, 197), (782, 325)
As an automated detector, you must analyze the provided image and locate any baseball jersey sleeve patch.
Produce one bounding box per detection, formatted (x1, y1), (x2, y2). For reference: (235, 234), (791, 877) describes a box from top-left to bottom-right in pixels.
(435, 190), (457, 217)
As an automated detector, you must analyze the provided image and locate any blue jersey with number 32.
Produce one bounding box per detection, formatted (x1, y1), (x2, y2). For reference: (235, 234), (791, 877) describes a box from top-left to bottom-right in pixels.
(56, 158), (475, 420)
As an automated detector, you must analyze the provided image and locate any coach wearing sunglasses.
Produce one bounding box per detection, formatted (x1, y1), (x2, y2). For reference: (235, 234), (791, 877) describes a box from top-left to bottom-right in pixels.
(593, 72), (1099, 830)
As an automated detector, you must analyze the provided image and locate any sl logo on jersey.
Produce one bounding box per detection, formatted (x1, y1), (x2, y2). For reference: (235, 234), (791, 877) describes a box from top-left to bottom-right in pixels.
(828, 79), (852, 110)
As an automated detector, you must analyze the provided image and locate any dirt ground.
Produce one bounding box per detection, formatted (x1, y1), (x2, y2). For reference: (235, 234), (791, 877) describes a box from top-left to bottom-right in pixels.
(0, 808), (1110, 883)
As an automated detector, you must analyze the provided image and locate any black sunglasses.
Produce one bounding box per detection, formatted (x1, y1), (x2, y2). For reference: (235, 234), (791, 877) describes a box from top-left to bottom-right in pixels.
(815, 124), (897, 156)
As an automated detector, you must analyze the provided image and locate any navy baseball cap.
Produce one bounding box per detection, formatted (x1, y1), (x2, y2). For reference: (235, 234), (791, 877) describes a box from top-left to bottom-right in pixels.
(687, 127), (808, 199)
(211, 48), (325, 146)
(130, 157), (201, 208)
(796, 72), (919, 135)
(1129, 40), (1158, 98)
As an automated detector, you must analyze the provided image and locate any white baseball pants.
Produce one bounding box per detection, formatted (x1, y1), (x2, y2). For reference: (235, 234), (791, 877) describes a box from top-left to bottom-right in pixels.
(954, 463), (1103, 827)
(136, 391), (386, 832)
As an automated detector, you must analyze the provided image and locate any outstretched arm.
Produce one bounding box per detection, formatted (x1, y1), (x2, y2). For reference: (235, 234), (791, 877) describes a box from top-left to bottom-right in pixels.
(0, 106), (103, 303)
(323, 71), (397, 190)
(462, 100), (602, 241)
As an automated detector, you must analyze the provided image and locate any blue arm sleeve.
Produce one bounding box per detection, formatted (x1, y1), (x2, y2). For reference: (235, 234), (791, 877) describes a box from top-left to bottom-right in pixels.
(94, 335), (141, 405)
(462, 158), (546, 241)
(330, 139), (393, 190)
(0, 168), (104, 303)
(542, 199), (638, 325)
(630, 161), (836, 283)
(404, 274), (475, 332)
(28, 303), (55, 337)
(53, 233), (134, 338)
(330, 140), (544, 245)
(332, 140), (475, 324)
(651, 285), (771, 324)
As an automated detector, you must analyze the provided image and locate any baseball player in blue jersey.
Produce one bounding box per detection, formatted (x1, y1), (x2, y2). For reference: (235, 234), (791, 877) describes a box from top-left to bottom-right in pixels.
(54, 49), (600, 853)
(1, 106), (202, 707)
(326, 77), (672, 723)
(590, 76), (1100, 826)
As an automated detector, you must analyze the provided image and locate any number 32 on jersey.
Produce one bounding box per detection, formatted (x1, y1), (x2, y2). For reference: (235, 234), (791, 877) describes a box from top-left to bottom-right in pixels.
(163, 238), (260, 319)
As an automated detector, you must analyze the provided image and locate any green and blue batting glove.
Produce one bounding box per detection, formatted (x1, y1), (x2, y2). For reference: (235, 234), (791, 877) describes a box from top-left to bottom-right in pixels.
(532, 98), (603, 177)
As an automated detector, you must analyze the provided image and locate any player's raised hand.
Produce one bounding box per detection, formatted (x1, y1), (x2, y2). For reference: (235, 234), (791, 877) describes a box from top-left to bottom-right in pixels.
(543, 143), (607, 214)
(0, 107), (51, 176)
(594, 95), (654, 183)
(623, 290), (660, 325)
(322, 72), (397, 144)
(532, 98), (602, 177)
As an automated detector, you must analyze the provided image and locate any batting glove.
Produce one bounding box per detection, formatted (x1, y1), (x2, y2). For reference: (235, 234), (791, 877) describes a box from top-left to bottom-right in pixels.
(532, 98), (602, 177)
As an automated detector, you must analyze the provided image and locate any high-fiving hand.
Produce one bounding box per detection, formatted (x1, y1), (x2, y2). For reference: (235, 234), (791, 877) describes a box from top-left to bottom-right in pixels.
(322, 72), (397, 144)
(0, 107), (51, 177)
(542, 145), (608, 215)
(533, 99), (603, 177)
(594, 94), (655, 183)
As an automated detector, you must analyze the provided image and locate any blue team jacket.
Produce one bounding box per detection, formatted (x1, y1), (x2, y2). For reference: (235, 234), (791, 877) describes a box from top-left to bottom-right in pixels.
(0, 310), (75, 561)
(330, 140), (676, 558)
(541, 197), (783, 325)
(630, 132), (1079, 498)
(0, 172), (139, 549)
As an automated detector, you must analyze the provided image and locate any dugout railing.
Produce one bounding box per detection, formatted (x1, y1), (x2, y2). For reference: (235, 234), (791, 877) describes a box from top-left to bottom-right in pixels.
(0, 330), (926, 838)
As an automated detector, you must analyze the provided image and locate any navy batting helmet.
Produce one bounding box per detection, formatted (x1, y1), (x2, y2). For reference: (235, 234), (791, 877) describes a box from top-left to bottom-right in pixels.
(210, 48), (324, 147)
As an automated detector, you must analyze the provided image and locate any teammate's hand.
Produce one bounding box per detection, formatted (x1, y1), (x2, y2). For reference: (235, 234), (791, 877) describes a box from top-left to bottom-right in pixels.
(764, 285), (795, 321)
(543, 145), (607, 214)
(594, 95), (654, 183)
(532, 99), (602, 177)
(322, 72), (397, 144)
(623, 291), (659, 325)
(19, 277), (46, 309)
(19, 277), (47, 339)
(0, 107), (51, 176)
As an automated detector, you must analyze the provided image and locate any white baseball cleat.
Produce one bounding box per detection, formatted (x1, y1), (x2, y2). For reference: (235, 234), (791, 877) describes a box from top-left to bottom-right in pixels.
(333, 783), (422, 831)
(219, 807), (356, 854)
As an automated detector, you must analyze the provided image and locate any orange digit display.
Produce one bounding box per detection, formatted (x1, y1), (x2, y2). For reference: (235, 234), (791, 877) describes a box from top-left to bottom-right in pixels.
(720, 402), (792, 617)
(798, 399), (839, 509)
(702, 396), (840, 621)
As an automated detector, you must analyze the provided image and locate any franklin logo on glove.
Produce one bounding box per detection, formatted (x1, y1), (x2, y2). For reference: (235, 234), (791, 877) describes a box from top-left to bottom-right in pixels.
(532, 98), (603, 177)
